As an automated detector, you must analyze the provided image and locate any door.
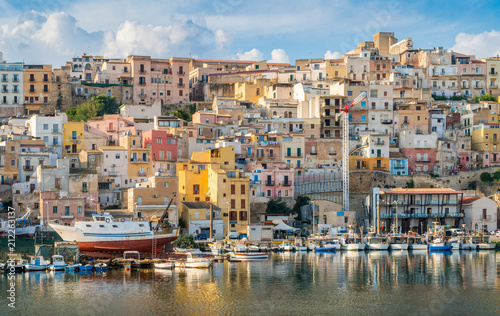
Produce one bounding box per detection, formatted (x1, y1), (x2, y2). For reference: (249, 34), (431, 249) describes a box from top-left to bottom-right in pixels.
(287, 148), (291, 157)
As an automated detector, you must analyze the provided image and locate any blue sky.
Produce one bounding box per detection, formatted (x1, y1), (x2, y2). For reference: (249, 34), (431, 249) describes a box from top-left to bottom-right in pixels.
(1, 0), (500, 66)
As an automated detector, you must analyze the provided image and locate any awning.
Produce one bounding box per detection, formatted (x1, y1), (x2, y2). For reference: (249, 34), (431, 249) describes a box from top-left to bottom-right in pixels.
(272, 222), (299, 231)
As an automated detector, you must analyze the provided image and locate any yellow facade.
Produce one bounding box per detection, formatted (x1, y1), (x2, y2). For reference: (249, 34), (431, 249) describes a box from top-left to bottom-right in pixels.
(471, 124), (500, 151)
(486, 58), (500, 96)
(120, 134), (153, 181)
(326, 59), (347, 80)
(177, 147), (250, 236)
(63, 122), (85, 160)
(23, 65), (52, 114)
(234, 79), (271, 104)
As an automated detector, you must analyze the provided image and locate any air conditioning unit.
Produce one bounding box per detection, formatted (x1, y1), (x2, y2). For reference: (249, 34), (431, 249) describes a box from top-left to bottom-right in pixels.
(153, 194), (158, 198)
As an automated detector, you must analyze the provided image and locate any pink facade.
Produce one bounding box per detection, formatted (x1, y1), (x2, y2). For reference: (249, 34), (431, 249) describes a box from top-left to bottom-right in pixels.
(142, 130), (178, 162)
(247, 161), (294, 198)
(40, 191), (98, 224)
(482, 151), (500, 167)
(128, 56), (190, 105)
(87, 114), (136, 146)
(401, 148), (437, 174)
(456, 60), (485, 76)
(458, 152), (470, 171)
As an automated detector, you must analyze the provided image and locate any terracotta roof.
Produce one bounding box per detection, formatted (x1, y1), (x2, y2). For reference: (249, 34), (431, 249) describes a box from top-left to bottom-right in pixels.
(99, 146), (127, 151)
(461, 197), (482, 204)
(390, 151), (407, 158)
(381, 188), (462, 195)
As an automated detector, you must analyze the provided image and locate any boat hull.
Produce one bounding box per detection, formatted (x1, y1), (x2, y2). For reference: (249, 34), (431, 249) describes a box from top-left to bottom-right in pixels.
(366, 243), (389, 250)
(77, 235), (178, 252)
(25, 264), (48, 271)
(315, 245), (340, 252)
(155, 262), (175, 269)
(341, 244), (366, 251)
(409, 244), (428, 251)
(429, 243), (453, 251)
(477, 243), (496, 250)
(389, 244), (409, 251)
(232, 252), (269, 261)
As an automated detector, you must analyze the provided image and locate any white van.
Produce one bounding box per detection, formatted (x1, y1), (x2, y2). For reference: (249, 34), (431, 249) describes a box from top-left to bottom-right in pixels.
(449, 228), (465, 236)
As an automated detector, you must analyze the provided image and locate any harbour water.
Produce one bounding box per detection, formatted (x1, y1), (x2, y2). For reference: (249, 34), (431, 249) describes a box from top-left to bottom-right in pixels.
(1, 251), (499, 315)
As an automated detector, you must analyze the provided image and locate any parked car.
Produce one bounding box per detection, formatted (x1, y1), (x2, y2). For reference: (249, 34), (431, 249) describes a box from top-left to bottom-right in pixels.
(194, 234), (207, 240)
(495, 229), (500, 237)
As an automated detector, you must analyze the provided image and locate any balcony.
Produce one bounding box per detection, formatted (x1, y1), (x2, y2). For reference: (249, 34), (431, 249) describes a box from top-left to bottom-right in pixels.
(251, 180), (261, 185)
(177, 71), (185, 75)
(490, 71), (498, 75)
(1, 89), (7, 93)
(51, 129), (59, 134)
(265, 181), (275, 186)
(29, 78), (35, 82)
(1, 78), (7, 82)
(138, 172), (147, 176)
(374, 141), (385, 145)
(282, 181), (292, 186)
(490, 85), (499, 89)
(138, 94), (147, 98)
(43, 88), (49, 92)
(477, 215), (492, 221)
(23, 165), (34, 171)
(138, 81), (146, 86)
(106, 127), (115, 132)
(177, 83), (185, 87)
(416, 159), (431, 162)
(12, 89), (18, 93)
(130, 159), (149, 163)
(29, 89), (35, 92)
(373, 164), (387, 169)
(310, 152), (318, 155)
(139, 69), (146, 74)
(382, 119), (393, 124)
(393, 165), (405, 169)
(13, 78), (18, 82)
(329, 152), (337, 155)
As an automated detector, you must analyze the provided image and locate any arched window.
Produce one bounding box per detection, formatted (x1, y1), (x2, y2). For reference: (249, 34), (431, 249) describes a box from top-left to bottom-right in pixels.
(272, 111), (277, 117)
(284, 112), (288, 118)
(85, 64), (91, 70)
(107, 90), (111, 96)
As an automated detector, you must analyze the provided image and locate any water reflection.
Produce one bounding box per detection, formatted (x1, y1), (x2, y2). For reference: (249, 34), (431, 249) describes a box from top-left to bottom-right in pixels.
(0, 252), (498, 315)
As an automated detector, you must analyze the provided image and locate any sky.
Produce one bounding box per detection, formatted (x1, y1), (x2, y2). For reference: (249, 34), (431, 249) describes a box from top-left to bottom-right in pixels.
(1, 0), (500, 67)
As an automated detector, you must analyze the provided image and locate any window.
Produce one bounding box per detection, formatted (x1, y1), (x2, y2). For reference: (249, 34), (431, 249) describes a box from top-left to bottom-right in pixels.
(77, 206), (82, 213)
(241, 199), (246, 209)
(82, 182), (88, 191)
(230, 211), (237, 221)
(115, 154), (120, 159)
(43, 124), (49, 130)
(193, 184), (199, 195)
(53, 206), (57, 214)
(164, 182), (169, 188)
(241, 185), (246, 194)
(240, 211), (248, 221)
(231, 199), (235, 209)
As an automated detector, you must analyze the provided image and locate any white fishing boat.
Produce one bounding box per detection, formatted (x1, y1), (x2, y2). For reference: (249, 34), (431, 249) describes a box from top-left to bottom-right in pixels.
(210, 242), (224, 255)
(154, 261), (175, 269)
(0, 208), (44, 237)
(429, 238), (452, 251)
(2, 254), (27, 272)
(314, 240), (341, 252)
(231, 252), (269, 261)
(49, 255), (67, 271)
(279, 241), (295, 251)
(388, 235), (409, 250)
(472, 236), (496, 250)
(95, 262), (108, 272)
(408, 236), (428, 251)
(176, 251), (212, 268)
(65, 264), (82, 272)
(365, 236), (389, 250)
(25, 255), (50, 271)
(294, 237), (309, 251)
(340, 237), (366, 251)
(248, 245), (261, 252)
(450, 237), (463, 250)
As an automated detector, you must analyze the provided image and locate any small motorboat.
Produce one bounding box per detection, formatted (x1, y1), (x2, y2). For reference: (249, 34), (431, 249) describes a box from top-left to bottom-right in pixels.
(408, 236), (428, 251)
(95, 262), (108, 272)
(248, 245), (261, 252)
(25, 255), (50, 271)
(314, 241), (341, 252)
(231, 252), (269, 261)
(2, 253), (27, 272)
(154, 261), (175, 269)
(123, 251), (141, 271)
(50, 255), (68, 271)
(80, 264), (94, 272)
(65, 264), (82, 272)
(429, 238), (453, 251)
(178, 250), (212, 268)
(210, 242), (224, 255)
(279, 241), (295, 252)
(340, 237), (366, 251)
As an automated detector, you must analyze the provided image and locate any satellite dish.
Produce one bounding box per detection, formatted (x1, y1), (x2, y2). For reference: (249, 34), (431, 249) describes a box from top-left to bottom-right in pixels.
(272, 219), (283, 225)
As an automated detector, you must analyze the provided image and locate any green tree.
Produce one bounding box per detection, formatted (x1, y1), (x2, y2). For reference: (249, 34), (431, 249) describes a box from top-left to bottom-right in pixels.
(170, 109), (191, 121)
(480, 172), (493, 183)
(291, 195), (311, 218)
(174, 234), (196, 249)
(493, 170), (500, 181)
(405, 179), (415, 188)
(266, 198), (290, 215)
(68, 95), (121, 122)
(473, 94), (497, 103)
(66, 107), (78, 121)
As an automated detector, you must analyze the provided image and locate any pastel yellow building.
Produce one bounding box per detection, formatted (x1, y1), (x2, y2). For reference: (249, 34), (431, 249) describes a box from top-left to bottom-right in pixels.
(63, 122), (85, 161)
(326, 59), (347, 80)
(23, 64), (52, 114)
(471, 123), (500, 151)
(350, 134), (390, 171)
(177, 147), (250, 237)
(486, 57), (500, 97)
(234, 78), (272, 104)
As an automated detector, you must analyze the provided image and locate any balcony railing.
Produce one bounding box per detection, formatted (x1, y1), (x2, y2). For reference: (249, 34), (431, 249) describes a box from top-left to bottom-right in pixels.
(139, 70), (146, 74)
(374, 141), (385, 145)
(329, 152), (337, 155)
(310, 152), (317, 155)
(138, 81), (146, 86)
(138, 94), (147, 98)
(373, 164), (387, 169)
(382, 119), (393, 124)
(130, 159), (149, 163)
(477, 215), (492, 220)
(251, 180), (261, 185)
(490, 71), (498, 75)
(393, 165), (405, 169)
(138, 172), (147, 176)
(177, 71), (185, 75)
(282, 181), (292, 186)
(265, 181), (275, 186)
(23, 165), (34, 171)
(177, 83), (185, 87)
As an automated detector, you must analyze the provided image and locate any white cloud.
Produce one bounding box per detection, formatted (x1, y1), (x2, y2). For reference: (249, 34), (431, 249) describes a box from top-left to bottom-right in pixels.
(324, 50), (341, 60)
(235, 48), (262, 61)
(269, 48), (289, 64)
(450, 30), (500, 59)
(0, 11), (232, 65)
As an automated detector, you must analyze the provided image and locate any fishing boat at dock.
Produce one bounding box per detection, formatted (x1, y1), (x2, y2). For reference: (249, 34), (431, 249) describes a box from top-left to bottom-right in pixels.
(49, 212), (179, 253)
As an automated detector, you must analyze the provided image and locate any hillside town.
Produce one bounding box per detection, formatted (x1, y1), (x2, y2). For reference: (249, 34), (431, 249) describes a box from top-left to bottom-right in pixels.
(1, 31), (500, 239)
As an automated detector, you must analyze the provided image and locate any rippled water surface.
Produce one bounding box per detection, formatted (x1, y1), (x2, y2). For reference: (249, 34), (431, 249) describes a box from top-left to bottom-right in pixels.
(1, 251), (499, 315)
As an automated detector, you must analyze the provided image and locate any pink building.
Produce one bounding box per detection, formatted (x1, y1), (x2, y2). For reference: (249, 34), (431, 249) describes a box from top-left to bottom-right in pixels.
(246, 161), (294, 199)
(40, 191), (98, 224)
(142, 130), (178, 162)
(482, 151), (500, 167)
(458, 152), (470, 171)
(127, 55), (190, 105)
(401, 148), (437, 174)
(87, 114), (137, 145)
